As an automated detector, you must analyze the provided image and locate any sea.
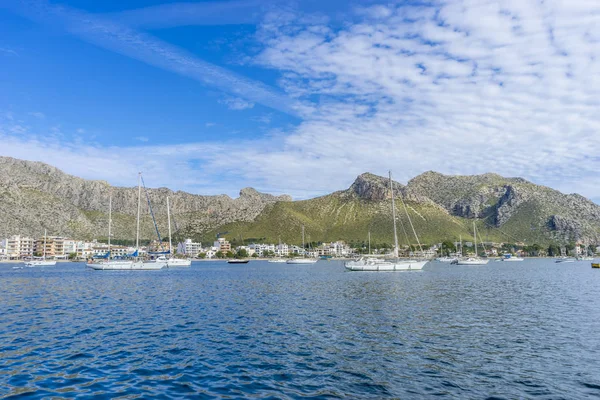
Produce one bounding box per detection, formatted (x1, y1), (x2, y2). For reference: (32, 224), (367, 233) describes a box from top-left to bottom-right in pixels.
(1, 259), (599, 399)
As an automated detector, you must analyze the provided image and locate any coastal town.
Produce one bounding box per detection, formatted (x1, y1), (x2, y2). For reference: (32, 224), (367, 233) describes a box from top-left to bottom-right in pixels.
(1, 233), (596, 261)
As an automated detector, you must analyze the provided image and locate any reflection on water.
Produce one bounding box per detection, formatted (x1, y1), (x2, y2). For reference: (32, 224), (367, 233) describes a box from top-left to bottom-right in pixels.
(1, 260), (600, 398)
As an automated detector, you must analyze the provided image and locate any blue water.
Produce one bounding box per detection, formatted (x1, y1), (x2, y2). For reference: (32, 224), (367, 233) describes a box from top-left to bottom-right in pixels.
(1, 259), (600, 399)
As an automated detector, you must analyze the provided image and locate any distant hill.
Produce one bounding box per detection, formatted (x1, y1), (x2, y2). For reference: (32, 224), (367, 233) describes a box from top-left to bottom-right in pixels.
(1, 156), (599, 246)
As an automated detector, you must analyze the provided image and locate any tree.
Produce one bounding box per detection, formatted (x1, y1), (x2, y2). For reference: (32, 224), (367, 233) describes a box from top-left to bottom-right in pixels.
(215, 251), (225, 259)
(251, 253), (259, 258)
(68, 252), (77, 260)
(547, 244), (560, 257)
(225, 250), (235, 259)
(441, 240), (456, 256)
(198, 252), (206, 259)
(237, 248), (248, 258)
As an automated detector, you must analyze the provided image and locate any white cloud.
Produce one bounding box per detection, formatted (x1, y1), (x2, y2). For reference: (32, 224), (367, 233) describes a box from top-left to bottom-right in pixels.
(219, 96), (255, 110)
(205, 122), (217, 127)
(3, 0), (300, 116)
(2, 0), (600, 202)
(0, 47), (18, 56)
(28, 111), (45, 119)
(77, 128), (86, 133)
(134, 136), (149, 142)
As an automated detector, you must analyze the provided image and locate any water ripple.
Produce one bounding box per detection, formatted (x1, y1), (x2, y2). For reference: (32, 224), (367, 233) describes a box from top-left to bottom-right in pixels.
(1, 260), (600, 398)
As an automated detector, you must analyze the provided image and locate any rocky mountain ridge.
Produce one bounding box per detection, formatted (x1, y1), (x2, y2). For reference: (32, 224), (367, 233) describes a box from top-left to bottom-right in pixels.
(1, 156), (599, 244)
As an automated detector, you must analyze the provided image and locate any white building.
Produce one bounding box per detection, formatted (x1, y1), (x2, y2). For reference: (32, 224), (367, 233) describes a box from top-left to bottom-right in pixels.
(179, 239), (202, 257)
(275, 243), (290, 257)
(6, 235), (35, 259)
(248, 243), (275, 257)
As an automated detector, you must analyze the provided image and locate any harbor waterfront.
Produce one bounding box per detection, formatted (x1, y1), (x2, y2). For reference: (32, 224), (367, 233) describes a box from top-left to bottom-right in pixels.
(1, 260), (600, 398)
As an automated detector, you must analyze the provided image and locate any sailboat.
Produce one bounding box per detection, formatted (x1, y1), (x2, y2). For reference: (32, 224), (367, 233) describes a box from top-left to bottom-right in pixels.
(455, 222), (489, 265)
(165, 197), (191, 267)
(87, 174), (166, 270)
(287, 226), (318, 264)
(24, 229), (57, 266)
(345, 171), (429, 271)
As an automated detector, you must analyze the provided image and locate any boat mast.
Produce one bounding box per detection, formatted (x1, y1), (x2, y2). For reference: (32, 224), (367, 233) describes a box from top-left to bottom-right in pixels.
(459, 235), (462, 256)
(302, 225), (305, 255)
(389, 171), (399, 258)
(43, 229), (47, 260)
(473, 221), (478, 256)
(108, 195), (112, 260)
(167, 196), (172, 256)
(368, 231), (371, 255)
(136, 172), (141, 253)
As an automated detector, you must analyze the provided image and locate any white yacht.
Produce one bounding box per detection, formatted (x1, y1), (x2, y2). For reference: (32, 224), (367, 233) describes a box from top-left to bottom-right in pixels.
(165, 196), (191, 267)
(24, 229), (56, 267)
(87, 175), (166, 271)
(268, 259), (287, 263)
(455, 223), (489, 265)
(456, 257), (489, 265)
(346, 257), (427, 271)
(287, 225), (318, 264)
(437, 256), (457, 263)
(345, 171), (429, 271)
(286, 258), (318, 264)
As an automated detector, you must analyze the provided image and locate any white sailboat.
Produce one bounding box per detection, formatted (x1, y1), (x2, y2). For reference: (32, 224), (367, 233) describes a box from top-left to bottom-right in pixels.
(455, 222), (489, 265)
(345, 171), (428, 271)
(24, 229), (57, 266)
(88, 174), (166, 271)
(287, 226), (318, 264)
(165, 197), (191, 267)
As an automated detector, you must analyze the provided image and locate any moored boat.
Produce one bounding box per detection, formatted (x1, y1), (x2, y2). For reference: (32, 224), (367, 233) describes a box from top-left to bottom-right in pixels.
(228, 259), (249, 264)
(345, 171), (429, 272)
(501, 254), (524, 262)
(24, 229), (56, 267)
(268, 259), (287, 263)
(286, 258), (318, 264)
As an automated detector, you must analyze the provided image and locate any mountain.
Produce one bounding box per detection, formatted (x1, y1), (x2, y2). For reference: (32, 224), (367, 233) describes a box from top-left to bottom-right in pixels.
(1, 156), (599, 246)
(0, 157), (291, 241)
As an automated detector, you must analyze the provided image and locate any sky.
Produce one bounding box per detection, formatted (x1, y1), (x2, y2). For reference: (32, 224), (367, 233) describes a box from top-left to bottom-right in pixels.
(1, 0), (599, 201)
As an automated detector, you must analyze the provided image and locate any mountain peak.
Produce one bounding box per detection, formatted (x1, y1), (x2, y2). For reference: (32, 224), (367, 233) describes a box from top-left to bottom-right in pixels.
(349, 172), (404, 201)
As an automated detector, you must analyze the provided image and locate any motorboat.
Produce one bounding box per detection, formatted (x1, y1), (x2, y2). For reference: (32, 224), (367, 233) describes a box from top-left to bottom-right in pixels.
(268, 259), (287, 263)
(436, 256), (457, 263)
(501, 254), (524, 262)
(228, 259), (249, 264)
(286, 258), (318, 264)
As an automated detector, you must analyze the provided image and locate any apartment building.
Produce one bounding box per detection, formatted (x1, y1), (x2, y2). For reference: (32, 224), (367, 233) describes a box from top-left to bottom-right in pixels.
(6, 235), (34, 259)
(179, 239), (202, 257)
(214, 237), (231, 253)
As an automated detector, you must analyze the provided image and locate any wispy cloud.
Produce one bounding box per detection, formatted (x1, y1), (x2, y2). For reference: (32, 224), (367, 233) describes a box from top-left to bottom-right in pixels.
(2, 0), (600, 202)
(219, 96), (255, 110)
(134, 136), (149, 142)
(28, 111), (45, 119)
(205, 122), (217, 127)
(0, 47), (18, 56)
(108, 0), (267, 29)
(2, 0), (301, 117)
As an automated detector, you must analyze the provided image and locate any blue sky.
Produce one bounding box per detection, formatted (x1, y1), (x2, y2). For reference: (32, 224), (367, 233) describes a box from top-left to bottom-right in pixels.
(1, 0), (600, 201)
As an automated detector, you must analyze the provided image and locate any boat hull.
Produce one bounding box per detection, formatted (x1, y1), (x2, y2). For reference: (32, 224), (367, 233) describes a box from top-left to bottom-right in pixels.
(167, 259), (192, 267)
(455, 259), (489, 265)
(228, 260), (249, 264)
(24, 260), (57, 267)
(501, 258), (524, 262)
(345, 259), (428, 271)
(268, 259), (287, 263)
(286, 259), (318, 264)
(86, 261), (165, 270)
